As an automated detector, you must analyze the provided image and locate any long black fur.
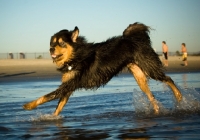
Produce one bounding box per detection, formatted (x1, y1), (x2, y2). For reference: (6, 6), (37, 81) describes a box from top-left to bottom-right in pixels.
(50, 22), (165, 99)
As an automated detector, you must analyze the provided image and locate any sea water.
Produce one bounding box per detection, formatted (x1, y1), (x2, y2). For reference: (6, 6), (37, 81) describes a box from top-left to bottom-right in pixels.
(0, 73), (200, 139)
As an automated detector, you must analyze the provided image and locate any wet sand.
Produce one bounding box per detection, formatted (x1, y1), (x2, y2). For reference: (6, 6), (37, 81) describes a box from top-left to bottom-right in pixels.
(0, 56), (200, 82)
(160, 56), (200, 73)
(0, 59), (60, 82)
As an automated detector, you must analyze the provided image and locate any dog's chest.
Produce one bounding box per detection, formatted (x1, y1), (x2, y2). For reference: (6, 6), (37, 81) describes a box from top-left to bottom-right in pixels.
(62, 71), (76, 83)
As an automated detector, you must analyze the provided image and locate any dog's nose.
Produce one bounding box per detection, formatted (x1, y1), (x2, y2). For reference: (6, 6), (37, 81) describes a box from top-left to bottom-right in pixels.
(50, 48), (55, 53)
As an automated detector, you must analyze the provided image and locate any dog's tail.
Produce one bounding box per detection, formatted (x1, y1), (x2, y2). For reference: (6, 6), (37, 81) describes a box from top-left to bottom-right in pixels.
(123, 22), (150, 37)
(123, 23), (166, 81)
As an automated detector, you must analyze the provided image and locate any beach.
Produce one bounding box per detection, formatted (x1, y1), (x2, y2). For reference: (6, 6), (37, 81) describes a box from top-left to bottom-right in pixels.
(0, 56), (200, 82)
(0, 59), (60, 82)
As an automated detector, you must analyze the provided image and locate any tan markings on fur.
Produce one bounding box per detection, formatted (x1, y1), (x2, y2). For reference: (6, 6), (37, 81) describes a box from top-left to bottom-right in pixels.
(23, 96), (47, 110)
(58, 38), (63, 43)
(127, 63), (159, 114)
(53, 37), (57, 43)
(164, 78), (182, 102)
(53, 96), (69, 116)
(53, 41), (74, 68)
(62, 71), (76, 83)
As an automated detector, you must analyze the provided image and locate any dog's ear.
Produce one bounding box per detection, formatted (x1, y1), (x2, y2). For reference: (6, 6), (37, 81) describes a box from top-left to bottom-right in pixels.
(71, 26), (79, 42)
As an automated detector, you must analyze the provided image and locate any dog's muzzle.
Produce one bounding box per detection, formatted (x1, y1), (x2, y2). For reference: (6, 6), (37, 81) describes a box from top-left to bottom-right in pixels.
(50, 48), (55, 53)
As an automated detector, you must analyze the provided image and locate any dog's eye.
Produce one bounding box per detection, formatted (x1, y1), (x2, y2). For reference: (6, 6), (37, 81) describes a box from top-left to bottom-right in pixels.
(50, 42), (56, 47)
(60, 41), (66, 47)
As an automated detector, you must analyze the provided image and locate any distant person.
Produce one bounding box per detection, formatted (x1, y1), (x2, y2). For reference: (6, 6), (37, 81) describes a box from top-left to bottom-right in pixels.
(162, 41), (168, 66)
(181, 43), (188, 66)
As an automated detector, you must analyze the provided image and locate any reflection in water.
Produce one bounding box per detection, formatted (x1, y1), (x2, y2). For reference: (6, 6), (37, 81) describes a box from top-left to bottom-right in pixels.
(182, 74), (188, 88)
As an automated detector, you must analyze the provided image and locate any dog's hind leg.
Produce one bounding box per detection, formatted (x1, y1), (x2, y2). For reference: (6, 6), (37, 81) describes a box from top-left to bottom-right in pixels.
(23, 91), (60, 110)
(53, 91), (73, 116)
(163, 76), (182, 102)
(127, 63), (159, 114)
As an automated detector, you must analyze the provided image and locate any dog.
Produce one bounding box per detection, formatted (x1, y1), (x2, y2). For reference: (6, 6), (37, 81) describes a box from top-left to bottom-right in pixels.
(23, 22), (182, 116)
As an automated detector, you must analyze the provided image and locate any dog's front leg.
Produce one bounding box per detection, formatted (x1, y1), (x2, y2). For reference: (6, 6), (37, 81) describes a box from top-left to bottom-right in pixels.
(23, 71), (78, 115)
(53, 91), (73, 116)
(23, 90), (60, 110)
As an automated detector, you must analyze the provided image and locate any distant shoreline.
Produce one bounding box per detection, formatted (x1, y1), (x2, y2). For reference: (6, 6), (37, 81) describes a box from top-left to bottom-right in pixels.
(0, 56), (200, 82)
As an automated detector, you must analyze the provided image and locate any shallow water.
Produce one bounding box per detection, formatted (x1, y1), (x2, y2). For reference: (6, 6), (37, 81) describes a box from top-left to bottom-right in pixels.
(0, 73), (200, 140)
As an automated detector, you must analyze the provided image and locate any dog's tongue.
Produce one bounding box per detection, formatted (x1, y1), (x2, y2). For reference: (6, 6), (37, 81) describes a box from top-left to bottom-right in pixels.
(51, 54), (57, 58)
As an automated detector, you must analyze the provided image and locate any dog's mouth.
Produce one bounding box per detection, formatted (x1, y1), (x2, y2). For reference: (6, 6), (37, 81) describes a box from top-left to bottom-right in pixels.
(51, 54), (63, 60)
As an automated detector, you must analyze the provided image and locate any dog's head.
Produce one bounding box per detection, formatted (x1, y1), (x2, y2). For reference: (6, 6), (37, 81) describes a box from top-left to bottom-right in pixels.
(50, 27), (79, 68)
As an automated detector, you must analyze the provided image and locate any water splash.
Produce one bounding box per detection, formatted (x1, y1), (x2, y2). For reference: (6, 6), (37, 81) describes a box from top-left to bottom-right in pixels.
(174, 87), (200, 114)
(132, 89), (169, 117)
(15, 112), (63, 123)
(29, 112), (63, 122)
(132, 87), (200, 117)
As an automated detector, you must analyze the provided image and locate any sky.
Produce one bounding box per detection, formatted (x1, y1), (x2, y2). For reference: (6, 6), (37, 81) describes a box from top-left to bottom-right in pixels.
(0, 0), (200, 53)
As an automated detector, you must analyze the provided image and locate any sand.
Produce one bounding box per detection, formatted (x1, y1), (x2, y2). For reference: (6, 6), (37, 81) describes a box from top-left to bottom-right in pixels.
(0, 56), (200, 82)
(0, 59), (60, 82)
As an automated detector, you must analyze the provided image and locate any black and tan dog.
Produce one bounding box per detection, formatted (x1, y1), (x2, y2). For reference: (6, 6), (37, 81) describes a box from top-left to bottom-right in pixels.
(23, 22), (182, 116)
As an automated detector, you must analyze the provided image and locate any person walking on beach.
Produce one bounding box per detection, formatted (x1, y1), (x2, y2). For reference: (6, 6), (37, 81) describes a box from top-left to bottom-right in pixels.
(181, 43), (188, 66)
(162, 41), (168, 66)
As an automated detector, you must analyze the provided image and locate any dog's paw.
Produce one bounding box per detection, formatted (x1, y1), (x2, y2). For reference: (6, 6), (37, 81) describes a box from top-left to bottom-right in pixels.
(23, 101), (37, 110)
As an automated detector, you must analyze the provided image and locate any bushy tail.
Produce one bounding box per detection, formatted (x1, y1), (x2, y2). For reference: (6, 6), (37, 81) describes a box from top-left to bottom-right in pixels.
(123, 22), (150, 37)
(123, 22), (166, 81)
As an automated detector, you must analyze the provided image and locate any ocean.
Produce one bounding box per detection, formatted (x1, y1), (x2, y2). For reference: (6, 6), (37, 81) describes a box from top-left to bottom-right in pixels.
(0, 73), (200, 139)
